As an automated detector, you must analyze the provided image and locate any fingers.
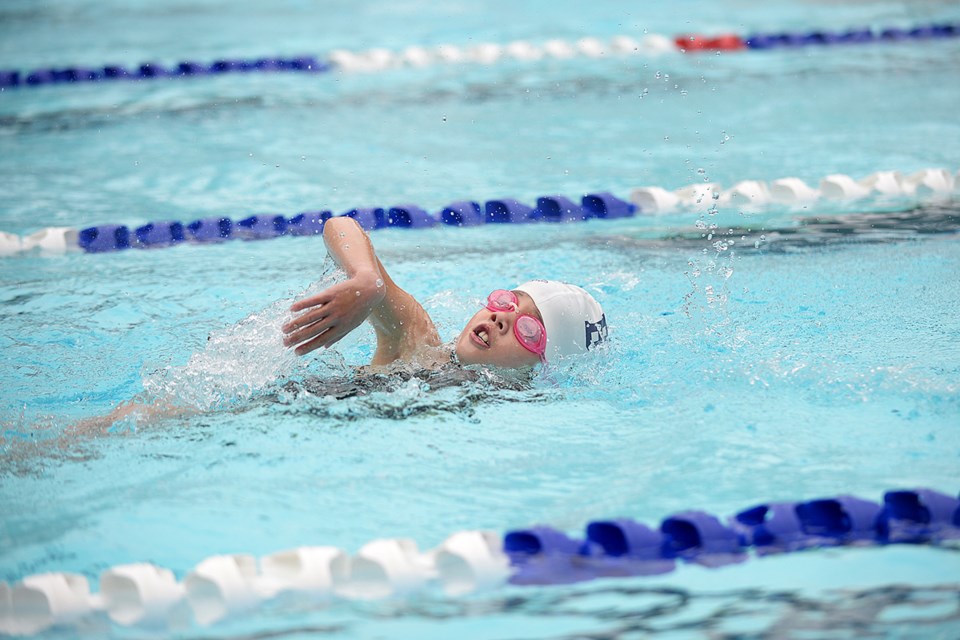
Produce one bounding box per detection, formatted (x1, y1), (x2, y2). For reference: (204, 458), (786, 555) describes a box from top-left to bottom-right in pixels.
(284, 315), (335, 349)
(292, 326), (348, 356)
(289, 291), (332, 314)
(282, 304), (331, 334)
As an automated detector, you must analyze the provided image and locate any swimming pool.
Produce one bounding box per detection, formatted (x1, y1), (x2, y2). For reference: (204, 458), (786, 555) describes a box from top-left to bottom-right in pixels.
(2, 0), (960, 637)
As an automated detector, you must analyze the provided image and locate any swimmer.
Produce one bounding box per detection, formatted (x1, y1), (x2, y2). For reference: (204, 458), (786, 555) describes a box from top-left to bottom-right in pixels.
(281, 216), (607, 371)
(64, 216), (606, 436)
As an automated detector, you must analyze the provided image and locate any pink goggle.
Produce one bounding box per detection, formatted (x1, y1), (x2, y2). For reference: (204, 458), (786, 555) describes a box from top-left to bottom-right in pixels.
(485, 289), (548, 362)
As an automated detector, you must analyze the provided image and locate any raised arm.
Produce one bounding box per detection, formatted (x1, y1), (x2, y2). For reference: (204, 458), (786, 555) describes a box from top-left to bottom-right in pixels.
(282, 217), (441, 365)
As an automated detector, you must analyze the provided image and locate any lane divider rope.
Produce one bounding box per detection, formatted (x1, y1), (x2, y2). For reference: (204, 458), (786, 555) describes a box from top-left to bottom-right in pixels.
(0, 167), (955, 258)
(1, 22), (957, 89)
(1, 488), (956, 635)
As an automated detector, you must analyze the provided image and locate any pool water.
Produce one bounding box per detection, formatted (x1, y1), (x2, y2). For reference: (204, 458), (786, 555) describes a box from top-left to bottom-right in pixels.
(2, 0), (960, 638)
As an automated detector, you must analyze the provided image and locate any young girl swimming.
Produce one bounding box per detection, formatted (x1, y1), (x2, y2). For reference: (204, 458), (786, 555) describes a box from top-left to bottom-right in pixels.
(281, 216), (607, 370)
(64, 216), (607, 434)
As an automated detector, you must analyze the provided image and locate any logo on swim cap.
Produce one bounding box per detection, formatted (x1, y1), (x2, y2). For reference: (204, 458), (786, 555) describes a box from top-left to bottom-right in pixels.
(585, 314), (607, 350)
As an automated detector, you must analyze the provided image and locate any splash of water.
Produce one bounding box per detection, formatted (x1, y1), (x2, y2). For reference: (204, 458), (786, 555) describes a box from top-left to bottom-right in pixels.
(139, 260), (342, 411)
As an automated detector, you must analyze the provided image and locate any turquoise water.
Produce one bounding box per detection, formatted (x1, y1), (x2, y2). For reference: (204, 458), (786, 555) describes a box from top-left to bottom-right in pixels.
(2, 0), (960, 638)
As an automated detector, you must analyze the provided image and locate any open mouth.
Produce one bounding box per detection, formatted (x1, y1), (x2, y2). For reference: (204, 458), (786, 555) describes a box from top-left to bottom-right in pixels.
(471, 325), (491, 348)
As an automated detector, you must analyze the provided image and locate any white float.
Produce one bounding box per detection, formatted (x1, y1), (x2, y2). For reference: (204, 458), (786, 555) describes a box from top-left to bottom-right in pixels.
(610, 35), (641, 54)
(639, 34), (676, 54)
(99, 563), (185, 627)
(769, 177), (820, 203)
(9, 573), (93, 635)
(327, 49), (363, 72)
(504, 41), (543, 61)
(184, 555), (263, 626)
(466, 43), (503, 64)
(575, 37), (608, 58)
(260, 546), (349, 595)
(360, 48), (397, 71)
(631, 186), (681, 214)
(342, 538), (434, 599)
(399, 46), (433, 67)
(820, 174), (871, 199)
(859, 170), (905, 196)
(0, 231), (22, 256)
(21, 227), (79, 253)
(721, 180), (770, 207)
(433, 531), (510, 596)
(674, 182), (722, 210)
(905, 168), (954, 196)
(542, 39), (577, 59)
(434, 44), (466, 63)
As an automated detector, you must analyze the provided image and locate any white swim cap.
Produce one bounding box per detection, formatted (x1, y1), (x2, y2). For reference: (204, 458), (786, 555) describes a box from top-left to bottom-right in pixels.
(514, 280), (607, 362)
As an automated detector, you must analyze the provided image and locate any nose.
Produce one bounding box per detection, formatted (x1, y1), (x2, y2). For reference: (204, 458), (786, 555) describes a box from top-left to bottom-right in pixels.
(488, 311), (510, 335)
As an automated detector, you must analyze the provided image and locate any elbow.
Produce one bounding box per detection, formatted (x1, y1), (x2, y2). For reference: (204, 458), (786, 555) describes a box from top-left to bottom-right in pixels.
(323, 216), (360, 241)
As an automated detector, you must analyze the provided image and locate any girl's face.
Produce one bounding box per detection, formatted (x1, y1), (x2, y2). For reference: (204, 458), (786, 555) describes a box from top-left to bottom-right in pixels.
(454, 290), (544, 368)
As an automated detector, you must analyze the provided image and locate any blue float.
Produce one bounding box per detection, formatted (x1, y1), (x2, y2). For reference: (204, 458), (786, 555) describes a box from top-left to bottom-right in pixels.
(908, 25), (938, 39)
(880, 489), (960, 543)
(838, 28), (875, 43)
(582, 519), (676, 576)
(880, 28), (910, 41)
(209, 60), (242, 73)
(138, 63), (167, 78)
(345, 208), (384, 231)
(744, 34), (778, 49)
(134, 221), (185, 247)
(0, 71), (19, 88)
(803, 31), (842, 44)
(504, 526), (582, 557)
(581, 192), (635, 218)
(731, 502), (806, 554)
(79, 225), (130, 253)
(504, 527), (593, 585)
(440, 201), (484, 226)
(177, 62), (206, 75)
(235, 214), (287, 239)
(385, 205), (437, 228)
(660, 511), (745, 566)
(485, 199), (537, 224)
(795, 495), (882, 545)
(286, 211), (331, 236)
(102, 65), (130, 79)
(535, 196), (584, 223)
(25, 69), (56, 85)
(186, 217), (232, 242)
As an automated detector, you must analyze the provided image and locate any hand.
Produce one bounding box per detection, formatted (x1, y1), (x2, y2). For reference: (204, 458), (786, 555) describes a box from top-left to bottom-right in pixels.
(283, 272), (385, 356)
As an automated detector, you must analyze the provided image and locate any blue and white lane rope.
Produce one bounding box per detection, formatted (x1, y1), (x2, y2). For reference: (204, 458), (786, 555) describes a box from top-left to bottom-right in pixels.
(1, 22), (957, 89)
(0, 167), (956, 258)
(0, 488), (957, 635)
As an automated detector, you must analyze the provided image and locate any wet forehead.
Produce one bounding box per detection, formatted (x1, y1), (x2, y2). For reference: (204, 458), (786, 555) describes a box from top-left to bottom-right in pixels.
(512, 290), (544, 323)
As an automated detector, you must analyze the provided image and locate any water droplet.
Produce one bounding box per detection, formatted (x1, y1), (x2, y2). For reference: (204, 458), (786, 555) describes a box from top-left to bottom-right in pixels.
(375, 278), (384, 288)
(355, 291), (361, 297)
(697, 168), (706, 174)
